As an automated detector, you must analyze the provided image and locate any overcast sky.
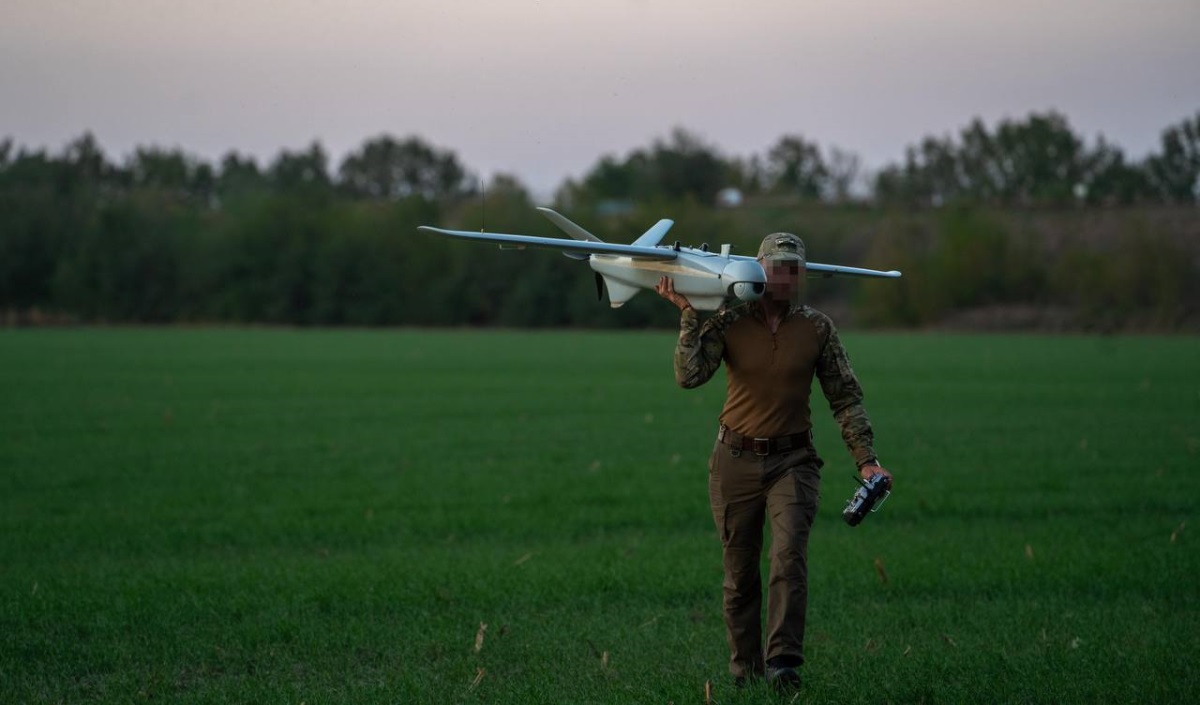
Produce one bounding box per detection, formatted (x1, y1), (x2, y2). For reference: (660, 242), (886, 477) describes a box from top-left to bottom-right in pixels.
(2, 0), (1197, 195)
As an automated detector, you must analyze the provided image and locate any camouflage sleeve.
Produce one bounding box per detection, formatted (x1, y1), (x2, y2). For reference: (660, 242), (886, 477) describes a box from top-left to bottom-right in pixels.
(674, 307), (727, 389)
(813, 317), (877, 467)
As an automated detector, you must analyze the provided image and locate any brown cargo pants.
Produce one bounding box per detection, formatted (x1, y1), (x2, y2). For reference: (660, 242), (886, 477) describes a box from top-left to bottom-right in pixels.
(707, 438), (823, 678)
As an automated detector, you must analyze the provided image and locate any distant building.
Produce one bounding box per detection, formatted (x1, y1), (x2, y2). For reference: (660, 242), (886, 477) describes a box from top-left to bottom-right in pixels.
(716, 187), (743, 208)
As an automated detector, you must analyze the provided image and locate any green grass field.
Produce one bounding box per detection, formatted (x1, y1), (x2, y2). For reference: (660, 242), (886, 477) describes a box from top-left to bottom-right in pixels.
(2, 328), (1198, 704)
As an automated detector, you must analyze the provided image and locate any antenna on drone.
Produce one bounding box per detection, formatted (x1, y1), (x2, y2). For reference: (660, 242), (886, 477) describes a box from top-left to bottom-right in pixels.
(480, 177), (486, 233)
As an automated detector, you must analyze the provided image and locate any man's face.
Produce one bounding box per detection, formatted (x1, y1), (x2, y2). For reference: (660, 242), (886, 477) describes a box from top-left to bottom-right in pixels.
(760, 258), (804, 303)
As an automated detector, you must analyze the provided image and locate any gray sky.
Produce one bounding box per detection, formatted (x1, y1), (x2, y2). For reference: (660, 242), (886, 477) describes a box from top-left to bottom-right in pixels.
(2, 0), (1198, 195)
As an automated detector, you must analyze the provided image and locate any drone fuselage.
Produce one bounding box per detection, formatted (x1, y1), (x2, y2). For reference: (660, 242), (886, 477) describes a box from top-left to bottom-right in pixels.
(589, 249), (762, 310)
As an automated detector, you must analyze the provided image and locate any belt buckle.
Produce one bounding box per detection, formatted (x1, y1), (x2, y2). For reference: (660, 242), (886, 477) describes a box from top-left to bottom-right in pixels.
(752, 438), (770, 456)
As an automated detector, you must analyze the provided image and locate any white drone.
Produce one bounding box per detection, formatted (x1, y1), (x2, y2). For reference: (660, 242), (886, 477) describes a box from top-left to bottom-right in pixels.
(418, 208), (901, 311)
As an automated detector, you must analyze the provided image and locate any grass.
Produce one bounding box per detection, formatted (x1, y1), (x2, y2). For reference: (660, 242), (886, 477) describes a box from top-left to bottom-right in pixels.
(1, 328), (1198, 704)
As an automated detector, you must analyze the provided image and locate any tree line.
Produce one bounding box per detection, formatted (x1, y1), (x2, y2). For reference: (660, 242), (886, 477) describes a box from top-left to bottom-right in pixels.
(563, 111), (1199, 208)
(1, 110), (1197, 329)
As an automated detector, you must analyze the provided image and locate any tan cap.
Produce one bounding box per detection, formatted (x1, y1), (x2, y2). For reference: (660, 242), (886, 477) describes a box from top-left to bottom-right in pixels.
(757, 232), (806, 264)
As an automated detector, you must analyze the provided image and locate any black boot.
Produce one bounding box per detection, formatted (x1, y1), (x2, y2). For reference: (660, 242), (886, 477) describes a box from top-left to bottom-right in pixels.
(765, 656), (802, 693)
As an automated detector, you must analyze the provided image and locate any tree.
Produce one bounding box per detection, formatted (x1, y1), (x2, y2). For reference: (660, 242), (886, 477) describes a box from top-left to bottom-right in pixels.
(824, 147), (862, 203)
(648, 127), (728, 203)
(957, 118), (1003, 203)
(1145, 111), (1200, 204)
(872, 164), (906, 205)
(51, 198), (186, 322)
(1078, 137), (1153, 205)
(991, 112), (1085, 205)
(873, 137), (960, 207)
(576, 127), (730, 204)
(128, 147), (191, 189)
(485, 173), (530, 201)
(727, 154), (767, 196)
(218, 152), (266, 198)
(126, 145), (216, 203)
(579, 155), (640, 201)
(52, 131), (117, 196)
(338, 135), (471, 200)
(61, 133), (111, 189)
(765, 135), (827, 199)
(270, 142), (332, 194)
(871, 112), (1109, 207)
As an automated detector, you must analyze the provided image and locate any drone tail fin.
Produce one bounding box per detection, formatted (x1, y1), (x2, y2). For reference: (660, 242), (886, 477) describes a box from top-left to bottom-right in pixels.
(599, 275), (640, 308)
(632, 219), (674, 247)
(536, 207), (604, 243)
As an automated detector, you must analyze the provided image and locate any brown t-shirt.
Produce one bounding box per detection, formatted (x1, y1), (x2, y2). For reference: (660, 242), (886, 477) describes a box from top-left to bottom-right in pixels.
(674, 302), (876, 467)
(718, 306), (821, 438)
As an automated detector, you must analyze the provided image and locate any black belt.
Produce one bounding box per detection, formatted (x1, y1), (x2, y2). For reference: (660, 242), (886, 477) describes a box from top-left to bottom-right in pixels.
(717, 425), (812, 456)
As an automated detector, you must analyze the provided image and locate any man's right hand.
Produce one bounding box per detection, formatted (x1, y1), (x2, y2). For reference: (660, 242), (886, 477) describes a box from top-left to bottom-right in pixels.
(655, 276), (692, 311)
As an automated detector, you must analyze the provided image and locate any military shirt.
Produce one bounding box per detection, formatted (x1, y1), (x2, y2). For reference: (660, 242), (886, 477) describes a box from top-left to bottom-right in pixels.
(674, 302), (876, 467)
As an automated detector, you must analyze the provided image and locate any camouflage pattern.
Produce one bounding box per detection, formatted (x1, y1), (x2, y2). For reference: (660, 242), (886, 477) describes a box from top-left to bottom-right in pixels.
(756, 232), (806, 264)
(802, 307), (876, 467)
(674, 303), (876, 466)
(674, 305), (741, 390)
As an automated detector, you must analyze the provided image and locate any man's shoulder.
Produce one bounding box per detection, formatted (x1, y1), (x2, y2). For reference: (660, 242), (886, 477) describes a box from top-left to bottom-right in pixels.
(796, 304), (832, 322)
(709, 301), (756, 327)
(796, 305), (836, 339)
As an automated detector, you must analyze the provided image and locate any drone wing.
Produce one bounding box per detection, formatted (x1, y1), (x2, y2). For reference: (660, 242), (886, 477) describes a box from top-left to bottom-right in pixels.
(805, 262), (902, 279)
(417, 227), (678, 261)
(728, 254), (900, 279)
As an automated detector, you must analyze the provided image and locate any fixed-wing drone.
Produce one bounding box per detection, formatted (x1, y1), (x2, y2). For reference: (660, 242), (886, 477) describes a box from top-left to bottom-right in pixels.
(418, 208), (901, 311)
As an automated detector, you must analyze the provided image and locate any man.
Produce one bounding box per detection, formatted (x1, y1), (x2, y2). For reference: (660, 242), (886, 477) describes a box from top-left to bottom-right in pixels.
(654, 232), (892, 691)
